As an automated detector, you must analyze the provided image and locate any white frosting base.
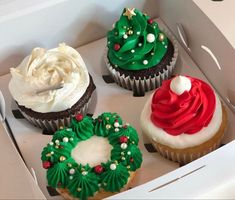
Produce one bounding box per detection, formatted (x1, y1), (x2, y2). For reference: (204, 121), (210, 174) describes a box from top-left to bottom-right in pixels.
(9, 44), (89, 113)
(140, 93), (222, 149)
(71, 135), (113, 167)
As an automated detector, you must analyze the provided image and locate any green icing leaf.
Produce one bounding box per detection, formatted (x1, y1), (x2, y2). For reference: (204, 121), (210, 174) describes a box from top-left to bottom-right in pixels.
(111, 144), (142, 171)
(94, 112), (122, 136)
(107, 8), (168, 70)
(70, 116), (94, 141)
(47, 161), (70, 188)
(67, 164), (99, 199)
(100, 161), (129, 192)
(108, 125), (139, 146)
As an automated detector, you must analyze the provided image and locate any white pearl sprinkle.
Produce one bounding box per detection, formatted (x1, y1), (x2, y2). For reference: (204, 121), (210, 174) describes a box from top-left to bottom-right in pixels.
(137, 31), (140, 35)
(165, 45), (167, 48)
(51, 151), (54, 155)
(131, 49), (135, 53)
(121, 143), (128, 149)
(110, 164), (117, 170)
(123, 34), (128, 39)
(77, 188), (82, 192)
(162, 42), (165, 45)
(114, 122), (119, 128)
(115, 128), (119, 132)
(98, 183), (101, 187)
(49, 142), (54, 146)
(122, 157), (126, 160)
(127, 151), (131, 155)
(121, 152), (125, 155)
(138, 43), (142, 47)
(143, 60), (148, 65)
(55, 140), (60, 144)
(147, 33), (155, 43)
(151, 52), (154, 56)
(63, 137), (69, 143)
(69, 176), (73, 180)
(69, 168), (75, 175)
(82, 171), (88, 176)
(70, 138), (73, 141)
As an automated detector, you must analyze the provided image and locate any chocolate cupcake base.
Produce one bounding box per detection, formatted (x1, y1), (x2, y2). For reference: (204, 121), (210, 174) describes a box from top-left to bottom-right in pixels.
(17, 75), (96, 133)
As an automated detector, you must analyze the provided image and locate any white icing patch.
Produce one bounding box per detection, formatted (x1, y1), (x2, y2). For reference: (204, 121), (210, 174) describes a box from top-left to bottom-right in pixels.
(170, 75), (192, 95)
(71, 135), (112, 167)
(140, 93), (222, 149)
(9, 43), (89, 113)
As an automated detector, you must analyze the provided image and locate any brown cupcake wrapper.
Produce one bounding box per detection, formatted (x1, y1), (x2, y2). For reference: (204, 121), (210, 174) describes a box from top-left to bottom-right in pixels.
(104, 27), (178, 95)
(151, 104), (227, 165)
(18, 97), (91, 133)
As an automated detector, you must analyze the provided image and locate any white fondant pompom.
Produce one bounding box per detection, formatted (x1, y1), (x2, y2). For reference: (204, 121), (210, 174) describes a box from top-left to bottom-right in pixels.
(147, 33), (155, 43)
(170, 76), (192, 95)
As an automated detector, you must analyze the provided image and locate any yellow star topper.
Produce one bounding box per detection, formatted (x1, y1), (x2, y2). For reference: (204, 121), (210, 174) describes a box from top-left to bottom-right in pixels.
(123, 8), (136, 20)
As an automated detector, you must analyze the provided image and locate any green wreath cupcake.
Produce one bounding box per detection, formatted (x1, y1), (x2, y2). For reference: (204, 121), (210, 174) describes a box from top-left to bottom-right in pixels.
(41, 112), (142, 199)
(105, 8), (178, 95)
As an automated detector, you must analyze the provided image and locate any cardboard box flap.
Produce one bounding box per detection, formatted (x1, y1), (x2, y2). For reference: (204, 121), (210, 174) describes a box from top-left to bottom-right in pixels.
(0, 90), (5, 121)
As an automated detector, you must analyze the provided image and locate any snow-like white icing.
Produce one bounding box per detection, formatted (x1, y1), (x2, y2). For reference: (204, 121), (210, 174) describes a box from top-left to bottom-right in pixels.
(71, 135), (113, 167)
(140, 94), (222, 149)
(170, 75), (192, 95)
(8, 43), (89, 113)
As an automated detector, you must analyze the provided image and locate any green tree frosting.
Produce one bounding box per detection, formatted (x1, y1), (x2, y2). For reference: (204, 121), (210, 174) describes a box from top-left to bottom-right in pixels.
(41, 112), (142, 199)
(107, 8), (168, 70)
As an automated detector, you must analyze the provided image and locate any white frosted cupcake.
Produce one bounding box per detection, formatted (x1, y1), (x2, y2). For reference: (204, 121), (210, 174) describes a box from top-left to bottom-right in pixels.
(9, 43), (96, 132)
(141, 75), (227, 164)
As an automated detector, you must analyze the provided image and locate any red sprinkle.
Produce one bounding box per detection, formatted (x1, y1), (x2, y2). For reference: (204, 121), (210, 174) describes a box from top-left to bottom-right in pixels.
(147, 18), (154, 24)
(98, 118), (102, 123)
(130, 158), (134, 163)
(119, 136), (128, 143)
(94, 165), (104, 174)
(75, 113), (83, 122)
(114, 44), (121, 51)
(123, 125), (128, 129)
(42, 161), (52, 169)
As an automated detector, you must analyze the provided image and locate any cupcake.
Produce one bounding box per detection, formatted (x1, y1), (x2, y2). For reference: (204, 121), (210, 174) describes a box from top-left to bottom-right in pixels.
(41, 112), (142, 199)
(9, 43), (96, 132)
(140, 75), (227, 164)
(105, 8), (178, 96)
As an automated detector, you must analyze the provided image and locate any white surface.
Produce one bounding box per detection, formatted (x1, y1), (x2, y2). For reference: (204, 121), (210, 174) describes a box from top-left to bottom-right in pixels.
(0, 18), (234, 199)
(110, 140), (235, 199)
(71, 136), (112, 167)
(193, 0), (235, 49)
(0, 122), (46, 199)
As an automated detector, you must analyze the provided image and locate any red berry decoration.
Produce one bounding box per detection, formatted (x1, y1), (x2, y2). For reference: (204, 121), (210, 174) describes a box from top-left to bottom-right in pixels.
(114, 43), (121, 51)
(130, 158), (134, 163)
(42, 161), (52, 169)
(147, 18), (154, 24)
(75, 113), (83, 122)
(94, 165), (104, 174)
(119, 136), (128, 143)
(123, 125), (128, 129)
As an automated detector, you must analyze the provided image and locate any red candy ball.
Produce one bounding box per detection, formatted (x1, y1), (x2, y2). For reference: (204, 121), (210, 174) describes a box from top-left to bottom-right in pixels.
(130, 158), (134, 163)
(114, 44), (121, 51)
(119, 136), (128, 143)
(43, 161), (52, 169)
(147, 18), (154, 24)
(75, 113), (83, 122)
(94, 165), (104, 174)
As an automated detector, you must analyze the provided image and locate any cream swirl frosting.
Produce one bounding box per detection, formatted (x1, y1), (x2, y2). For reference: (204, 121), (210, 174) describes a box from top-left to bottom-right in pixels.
(9, 43), (90, 113)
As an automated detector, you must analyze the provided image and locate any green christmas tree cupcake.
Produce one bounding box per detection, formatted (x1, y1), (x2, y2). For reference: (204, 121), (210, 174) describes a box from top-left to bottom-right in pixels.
(105, 8), (178, 96)
(41, 113), (142, 200)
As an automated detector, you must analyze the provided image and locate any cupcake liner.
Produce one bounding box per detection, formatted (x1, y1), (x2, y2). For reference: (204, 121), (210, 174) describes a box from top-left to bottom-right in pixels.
(18, 97), (92, 133)
(151, 104), (227, 165)
(104, 27), (178, 95)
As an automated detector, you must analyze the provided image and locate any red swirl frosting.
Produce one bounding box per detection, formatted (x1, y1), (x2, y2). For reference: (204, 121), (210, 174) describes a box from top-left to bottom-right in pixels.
(151, 76), (216, 135)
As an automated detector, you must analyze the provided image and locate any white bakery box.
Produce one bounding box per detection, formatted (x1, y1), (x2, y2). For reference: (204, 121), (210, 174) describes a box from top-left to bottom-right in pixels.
(0, 0), (234, 199)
